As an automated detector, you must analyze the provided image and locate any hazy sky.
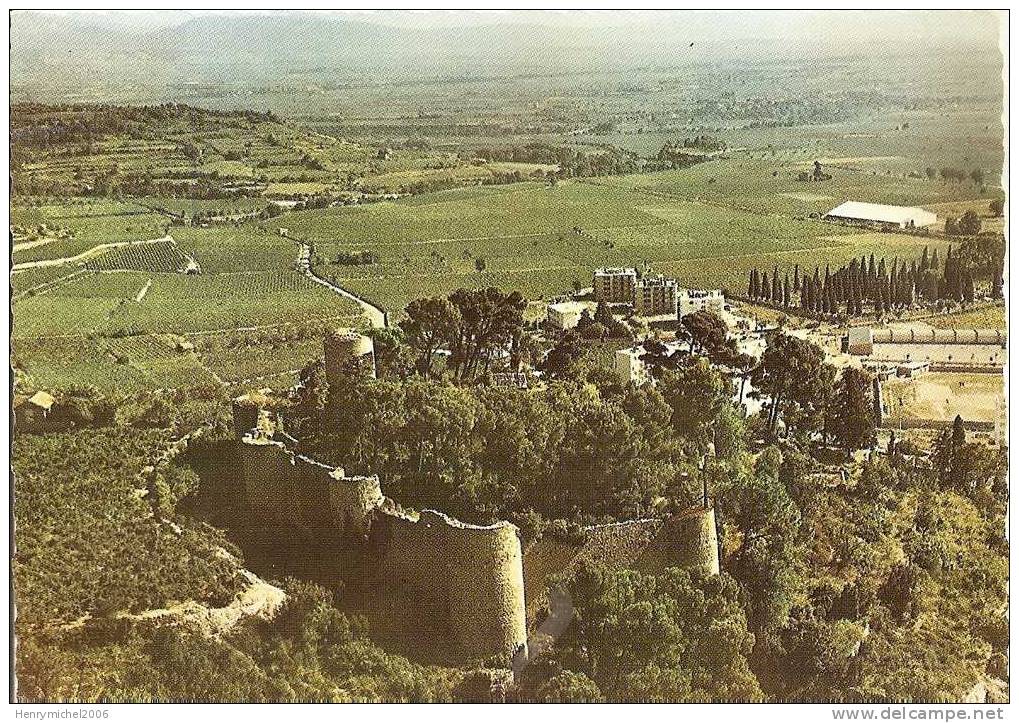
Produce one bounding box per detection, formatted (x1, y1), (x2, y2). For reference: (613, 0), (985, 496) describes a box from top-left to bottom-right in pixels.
(26, 9), (1002, 47)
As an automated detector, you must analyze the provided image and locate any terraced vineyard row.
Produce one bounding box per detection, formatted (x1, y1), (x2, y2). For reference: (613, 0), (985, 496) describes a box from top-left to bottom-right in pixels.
(85, 240), (194, 273)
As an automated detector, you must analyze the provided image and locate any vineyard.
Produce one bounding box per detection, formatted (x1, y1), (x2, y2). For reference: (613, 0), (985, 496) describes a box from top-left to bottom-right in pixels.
(296, 177), (962, 315)
(85, 239), (194, 273)
(12, 334), (220, 391)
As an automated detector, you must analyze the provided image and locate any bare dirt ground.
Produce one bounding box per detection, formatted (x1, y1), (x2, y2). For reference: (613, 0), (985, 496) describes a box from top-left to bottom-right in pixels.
(883, 372), (1003, 423)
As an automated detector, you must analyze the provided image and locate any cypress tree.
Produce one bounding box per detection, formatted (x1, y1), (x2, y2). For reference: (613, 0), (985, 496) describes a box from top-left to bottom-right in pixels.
(793, 264), (800, 291)
(783, 274), (791, 307)
(963, 270), (975, 303)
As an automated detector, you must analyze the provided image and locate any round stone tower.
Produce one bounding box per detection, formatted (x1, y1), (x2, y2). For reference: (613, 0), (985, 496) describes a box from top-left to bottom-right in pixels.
(657, 505), (720, 576)
(324, 329), (376, 387)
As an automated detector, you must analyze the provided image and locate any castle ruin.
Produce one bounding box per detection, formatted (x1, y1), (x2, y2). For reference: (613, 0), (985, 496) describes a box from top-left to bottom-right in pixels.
(223, 329), (722, 664)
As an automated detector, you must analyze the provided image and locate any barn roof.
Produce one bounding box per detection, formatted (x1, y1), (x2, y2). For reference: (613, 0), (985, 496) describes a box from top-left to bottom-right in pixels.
(825, 201), (937, 226)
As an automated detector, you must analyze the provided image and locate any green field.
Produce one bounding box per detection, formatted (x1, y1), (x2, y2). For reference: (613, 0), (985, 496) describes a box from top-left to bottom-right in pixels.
(12, 201), (169, 264)
(287, 174), (956, 314)
(13, 270), (360, 338)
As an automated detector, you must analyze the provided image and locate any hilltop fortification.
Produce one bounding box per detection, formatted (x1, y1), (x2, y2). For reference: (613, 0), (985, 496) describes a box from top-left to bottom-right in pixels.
(225, 330), (722, 664)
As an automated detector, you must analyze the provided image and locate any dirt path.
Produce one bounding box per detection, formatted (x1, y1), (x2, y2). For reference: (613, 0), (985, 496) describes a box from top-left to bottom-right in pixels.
(126, 566), (286, 638)
(135, 278), (153, 303)
(12, 237), (58, 253)
(287, 233), (388, 328)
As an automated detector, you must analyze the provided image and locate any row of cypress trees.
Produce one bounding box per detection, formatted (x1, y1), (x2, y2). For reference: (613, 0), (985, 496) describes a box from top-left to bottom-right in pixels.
(747, 245), (1000, 317)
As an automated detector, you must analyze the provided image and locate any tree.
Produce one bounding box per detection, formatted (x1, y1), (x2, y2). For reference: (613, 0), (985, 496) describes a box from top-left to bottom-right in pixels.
(534, 671), (604, 702)
(400, 297), (459, 379)
(957, 210), (981, 236)
(751, 333), (828, 436)
(556, 563), (763, 701)
(989, 199), (1004, 217)
(541, 331), (586, 380)
(367, 327), (416, 380)
(447, 287), (527, 382)
(827, 368), (876, 452)
(681, 310), (728, 358)
(717, 463), (802, 636)
(659, 359), (730, 449)
(931, 415), (1005, 496)
(944, 217), (959, 237)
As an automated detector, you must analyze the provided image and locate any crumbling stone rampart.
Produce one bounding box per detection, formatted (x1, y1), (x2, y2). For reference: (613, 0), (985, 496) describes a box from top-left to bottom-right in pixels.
(228, 348), (722, 663)
(324, 328), (376, 386)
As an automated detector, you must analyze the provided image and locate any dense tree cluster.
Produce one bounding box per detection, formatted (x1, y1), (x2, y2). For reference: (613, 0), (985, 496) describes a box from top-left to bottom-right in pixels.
(747, 240), (1003, 318)
(17, 579), (459, 702)
(302, 374), (708, 524)
(10, 103), (278, 151)
(465, 142), (643, 178)
(537, 564), (763, 701)
(400, 287), (527, 382)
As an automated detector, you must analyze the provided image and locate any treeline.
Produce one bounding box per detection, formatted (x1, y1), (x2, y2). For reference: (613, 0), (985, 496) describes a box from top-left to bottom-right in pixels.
(465, 142), (643, 177)
(10, 103), (278, 150)
(747, 242), (1004, 318)
(921, 166), (988, 186)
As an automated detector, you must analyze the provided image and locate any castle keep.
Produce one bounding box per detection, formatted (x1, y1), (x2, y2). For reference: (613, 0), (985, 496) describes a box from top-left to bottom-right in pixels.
(225, 329), (721, 663)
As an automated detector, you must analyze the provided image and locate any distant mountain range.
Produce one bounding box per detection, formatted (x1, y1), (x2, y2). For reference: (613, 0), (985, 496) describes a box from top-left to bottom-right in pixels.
(10, 10), (1001, 100)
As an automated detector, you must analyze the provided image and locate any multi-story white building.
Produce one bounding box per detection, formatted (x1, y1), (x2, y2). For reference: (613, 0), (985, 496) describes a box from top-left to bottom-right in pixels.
(546, 300), (596, 330)
(677, 289), (725, 319)
(635, 275), (679, 317)
(593, 267), (638, 303)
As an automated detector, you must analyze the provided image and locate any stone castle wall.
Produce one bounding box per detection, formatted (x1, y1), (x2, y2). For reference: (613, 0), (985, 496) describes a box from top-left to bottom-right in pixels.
(228, 330), (722, 663)
(238, 432), (383, 538)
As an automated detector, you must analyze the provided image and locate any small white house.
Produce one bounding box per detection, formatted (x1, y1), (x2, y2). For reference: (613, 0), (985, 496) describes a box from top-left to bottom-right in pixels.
(678, 289), (725, 319)
(547, 300), (596, 330)
(847, 327), (874, 355)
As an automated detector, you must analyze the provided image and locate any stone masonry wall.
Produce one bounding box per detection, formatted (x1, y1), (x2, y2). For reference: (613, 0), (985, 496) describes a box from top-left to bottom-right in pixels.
(371, 508), (528, 661)
(231, 388), (721, 663)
